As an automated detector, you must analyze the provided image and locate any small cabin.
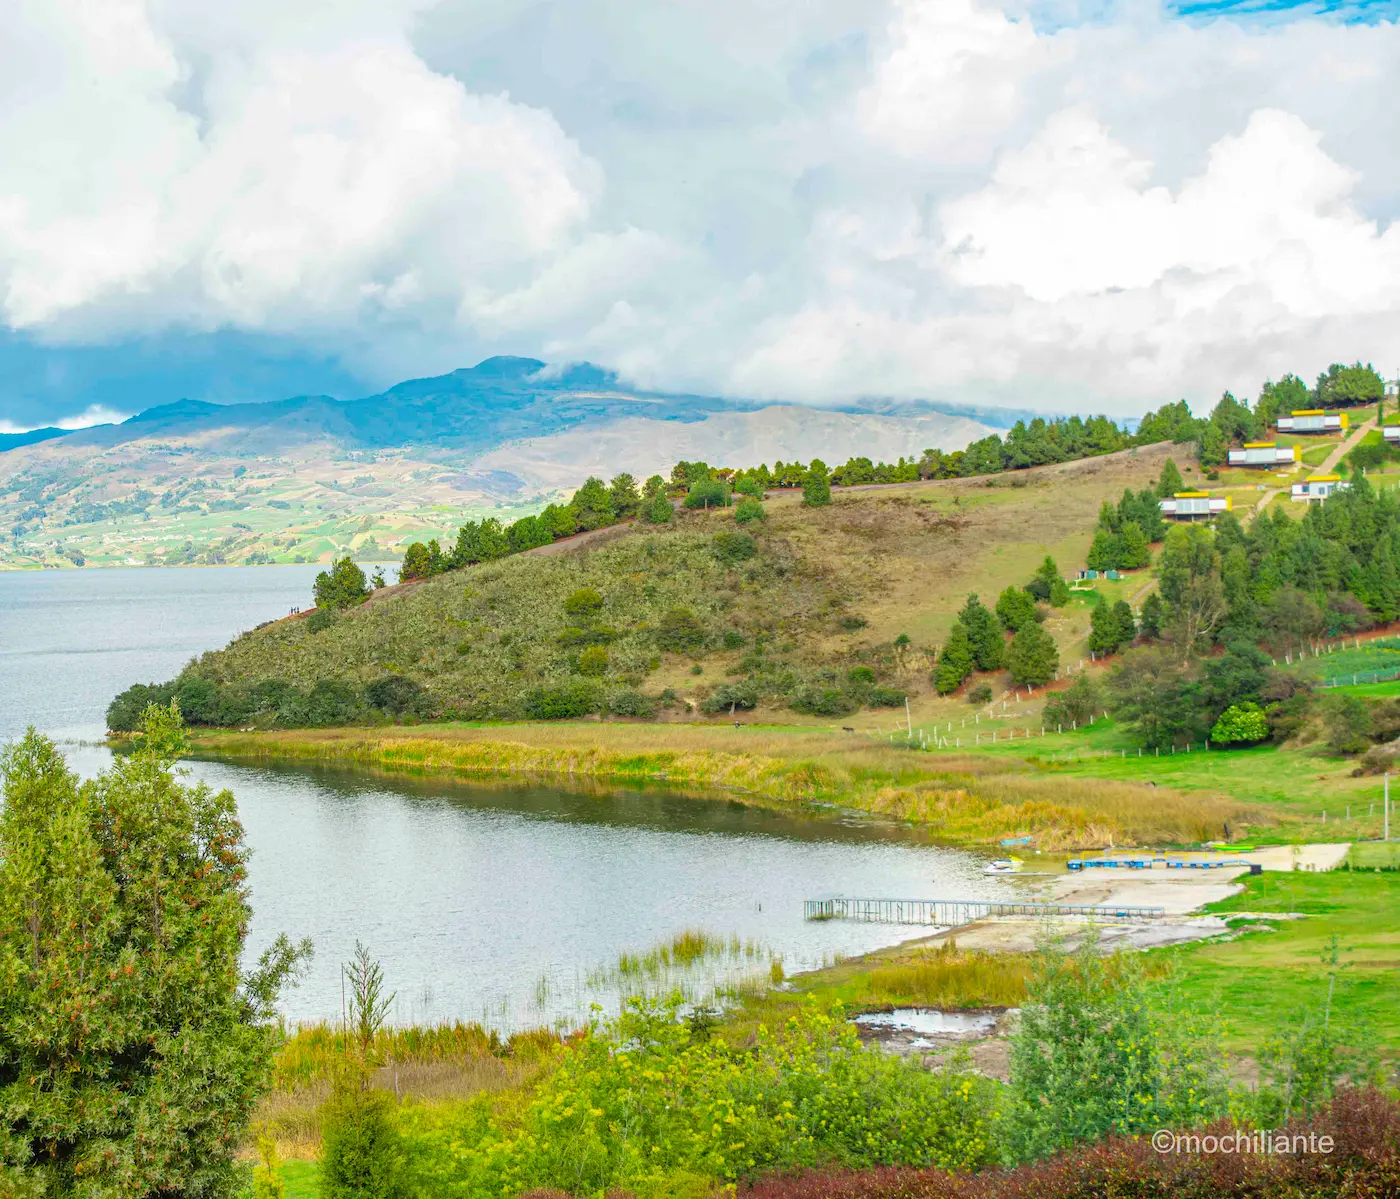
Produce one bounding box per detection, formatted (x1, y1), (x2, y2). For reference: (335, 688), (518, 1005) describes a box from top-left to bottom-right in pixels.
(1227, 443), (1300, 468)
(1159, 492), (1232, 520)
(1290, 475), (1351, 502)
(1384, 424), (1400, 444)
(1277, 410), (1347, 435)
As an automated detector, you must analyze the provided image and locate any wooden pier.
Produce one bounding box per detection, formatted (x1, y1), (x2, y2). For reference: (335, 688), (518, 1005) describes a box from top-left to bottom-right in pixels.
(803, 897), (1166, 925)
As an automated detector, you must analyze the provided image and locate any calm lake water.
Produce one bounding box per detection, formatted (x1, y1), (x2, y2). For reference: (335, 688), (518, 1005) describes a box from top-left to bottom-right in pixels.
(0, 566), (1002, 1029)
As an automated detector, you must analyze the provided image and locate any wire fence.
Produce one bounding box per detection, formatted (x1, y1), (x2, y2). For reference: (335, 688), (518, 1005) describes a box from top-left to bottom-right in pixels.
(1321, 666), (1400, 689)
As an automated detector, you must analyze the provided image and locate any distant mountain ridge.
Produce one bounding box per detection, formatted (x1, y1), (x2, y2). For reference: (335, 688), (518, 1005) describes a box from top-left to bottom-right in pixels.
(0, 356), (999, 570)
(5, 356), (1027, 457)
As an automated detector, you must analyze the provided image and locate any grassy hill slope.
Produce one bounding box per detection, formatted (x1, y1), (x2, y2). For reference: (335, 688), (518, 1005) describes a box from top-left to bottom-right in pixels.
(150, 442), (1183, 727)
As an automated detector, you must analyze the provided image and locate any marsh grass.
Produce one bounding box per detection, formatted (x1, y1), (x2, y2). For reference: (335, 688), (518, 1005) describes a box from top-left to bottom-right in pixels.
(197, 722), (1260, 848)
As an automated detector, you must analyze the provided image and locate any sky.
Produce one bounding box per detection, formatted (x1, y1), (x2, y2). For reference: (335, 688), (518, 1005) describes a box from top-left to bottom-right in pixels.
(1, 0), (1398, 431)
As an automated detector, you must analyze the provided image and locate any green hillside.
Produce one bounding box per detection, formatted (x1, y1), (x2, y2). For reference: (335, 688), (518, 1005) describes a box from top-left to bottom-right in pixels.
(109, 444), (1181, 730)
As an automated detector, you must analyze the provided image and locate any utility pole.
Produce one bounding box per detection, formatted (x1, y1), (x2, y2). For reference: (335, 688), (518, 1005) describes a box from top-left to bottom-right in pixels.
(1386, 773), (1391, 842)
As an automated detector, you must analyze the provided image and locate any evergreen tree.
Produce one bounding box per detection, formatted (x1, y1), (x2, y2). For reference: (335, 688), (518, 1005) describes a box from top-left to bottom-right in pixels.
(398, 542), (431, 581)
(1156, 458), (1184, 498)
(643, 490), (673, 524)
(958, 594), (1005, 671)
(1117, 521), (1151, 569)
(0, 707), (308, 1196)
(474, 518), (510, 560)
(1139, 592), (1164, 639)
(995, 585), (1039, 631)
(570, 477), (616, 531)
(314, 557), (369, 608)
(1086, 527), (1121, 572)
(1136, 488), (1167, 541)
(1111, 599), (1137, 647)
(608, 473), (642, 519)
(540, 503), (577, 540)
(1197, 422), (1227, 468)
(1088, 596), (1117, 654)
(802, 459), (832, 507)
(1007, 621), (1059, 686)
(934, 622), (975, 694)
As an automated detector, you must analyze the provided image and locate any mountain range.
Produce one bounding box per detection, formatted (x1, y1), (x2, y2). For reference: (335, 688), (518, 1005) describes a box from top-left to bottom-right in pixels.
(0, 357), (1000, 569)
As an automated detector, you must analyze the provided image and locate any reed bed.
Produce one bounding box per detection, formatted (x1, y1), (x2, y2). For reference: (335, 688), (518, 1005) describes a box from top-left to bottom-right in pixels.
(199, 724), (1264, 848)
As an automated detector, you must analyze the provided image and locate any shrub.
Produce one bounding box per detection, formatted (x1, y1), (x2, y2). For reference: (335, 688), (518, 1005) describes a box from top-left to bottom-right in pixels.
(577, 646), (610, 677)
(365, 676), (427, 716)
(606, 689), (657, 719)
(683, 479), (731, 509)
(701, 682), (760, 713)
(840, 615), (869, 631)
(791, 686), (857, 717)
(1042, 673), (1101, 728)
(107, 681), (176, 732)
(523, 681), (599, 719)
(1210, 701), (1269, 746)
(656, 607), (708, 654)
(306, 607), (336, 632)
(847, 666), (877, 686)
(867, 687), (906, 708)
(723, 629), (746, 649)
(802, 460), (832, 507)
(967, 683), (993, 705)
(734, 496), (766, 523)
(714, 530), (757, 564)
(319, 1085), (410, 1199)
(563, 587), (605, 620)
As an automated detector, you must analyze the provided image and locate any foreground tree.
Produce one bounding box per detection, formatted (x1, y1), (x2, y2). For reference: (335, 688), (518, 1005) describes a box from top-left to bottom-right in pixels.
(801, 459), (832, 507)
(0, 704), (308, 1196)
(1007, 620), (1059, 686)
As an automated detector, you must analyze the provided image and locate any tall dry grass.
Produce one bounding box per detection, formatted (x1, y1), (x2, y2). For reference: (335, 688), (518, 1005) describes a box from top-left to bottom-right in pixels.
(198, 725), (1266, 849)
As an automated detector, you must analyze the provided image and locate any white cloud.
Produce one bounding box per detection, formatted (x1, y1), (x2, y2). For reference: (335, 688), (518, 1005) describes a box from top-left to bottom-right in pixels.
(0, 405), (128, 434)
(2, 0), (1400, 415)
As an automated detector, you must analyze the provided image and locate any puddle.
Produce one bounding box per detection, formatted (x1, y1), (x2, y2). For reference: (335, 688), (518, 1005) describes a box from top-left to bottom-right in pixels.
(853, 1008), (999, 1037)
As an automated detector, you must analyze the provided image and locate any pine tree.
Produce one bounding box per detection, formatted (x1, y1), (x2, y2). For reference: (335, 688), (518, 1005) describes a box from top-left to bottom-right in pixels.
(643, 491), (673, 524)
(1118, 521), (1151, 569)
(802, 459), (832, 507)
(934, 622), (975, 694)
(1111, 599), (1137, 648)
(995, 584), (1039, 631)
(1086, 528), (1121, 571)
(1088, 596), (1116, 654)
(958, 594), (1005, 671)
(1140, 592), (1164, 639)
(1007, 621), (1060, 686)
(1156, 459), (1184, 498)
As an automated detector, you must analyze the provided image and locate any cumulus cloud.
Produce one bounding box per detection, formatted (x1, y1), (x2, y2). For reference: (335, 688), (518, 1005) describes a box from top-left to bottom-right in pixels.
(2, 0), (1400, 417)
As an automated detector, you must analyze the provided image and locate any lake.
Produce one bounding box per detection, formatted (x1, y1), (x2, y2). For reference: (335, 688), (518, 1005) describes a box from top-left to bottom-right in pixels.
(0, 566), (1002, 1029)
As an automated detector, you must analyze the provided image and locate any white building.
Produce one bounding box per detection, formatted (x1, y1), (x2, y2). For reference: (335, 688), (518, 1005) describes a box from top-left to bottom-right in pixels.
(1290, 475), (1351, 502)
(1227, 443), (1301, 468)
(1159, 492), (1232, 520)
(1384, 424), (1400, 444)
(1277, 410), (1348, 434)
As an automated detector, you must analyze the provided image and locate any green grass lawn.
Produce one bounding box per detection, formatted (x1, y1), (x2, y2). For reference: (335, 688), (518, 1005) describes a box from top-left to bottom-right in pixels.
(1156, 869), (1400, 1053)
(1349, 841), (1400, 868)
(916, 716), (1390, 841)
(278, 1160), (320, 1197)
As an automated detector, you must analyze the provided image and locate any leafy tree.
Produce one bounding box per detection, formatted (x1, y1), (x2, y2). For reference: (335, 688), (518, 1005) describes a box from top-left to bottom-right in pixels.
(1265, 585), (1325, 655)
(1026, 556), (1069, 607)
(1155, 458), (1184, 498)
(507, 515), (552, 553)
(1007, 621), (1059, 686)
(734, 496), (765, 524)
(608, 473), (641, 519)
(1107, 647), (1202, 749)
(1042, 673), (1102, 729)
(1203, 642), (1270, 716)
(1255, 374), (1309, 429)
(1158, 525), (1225, 654)
(958, 594), (1005, 671)
(643, 474), (666, 498)
(399, 542), (431, 581)
(0, 706), (309, 1197)
(1197, 422), (1227, 468)
(365, 676), (426, 716)
(315, 557), (370, 609)
(995, 585), (1039, 632)
(1321, 693), (1372, 754)
(934, 623), (975, 695)
(1117, 521), (1151, 569)
(683, 479), (731, 509)
(801, 459), (832, 507)
(1210, 702), (1269, 746)
(570, 476), (616, 530)
(522, 681), (599, 719)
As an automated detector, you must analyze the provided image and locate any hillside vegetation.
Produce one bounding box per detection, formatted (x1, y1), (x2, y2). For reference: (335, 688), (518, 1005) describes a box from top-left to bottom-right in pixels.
(110, 444), (1181, 731)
